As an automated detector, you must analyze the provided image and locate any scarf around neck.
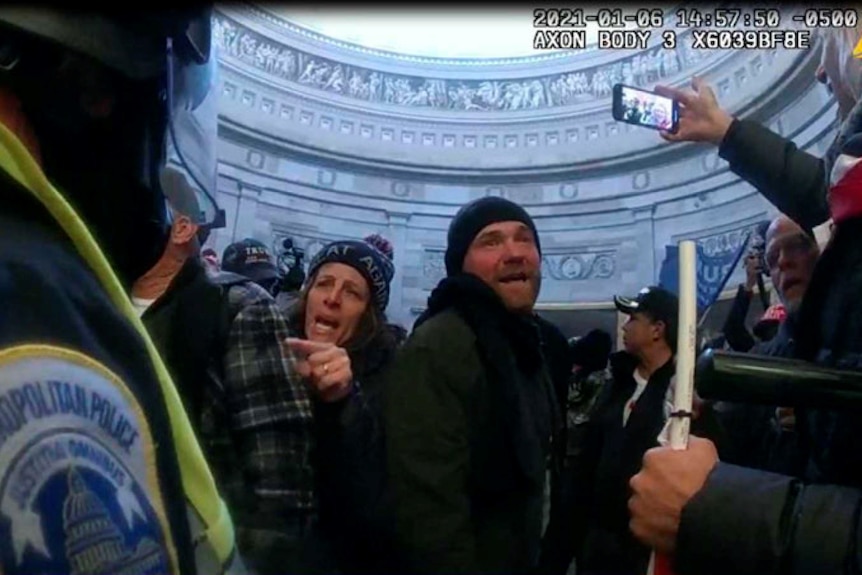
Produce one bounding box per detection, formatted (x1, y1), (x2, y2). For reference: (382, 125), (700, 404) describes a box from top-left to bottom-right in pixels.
(416, 273), (544, 374)
(416, 273), (558, 486)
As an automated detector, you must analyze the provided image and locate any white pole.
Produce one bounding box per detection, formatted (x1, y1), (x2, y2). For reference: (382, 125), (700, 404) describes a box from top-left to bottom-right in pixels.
(646, 240), (697, 575)
(670, 240), (697, 449)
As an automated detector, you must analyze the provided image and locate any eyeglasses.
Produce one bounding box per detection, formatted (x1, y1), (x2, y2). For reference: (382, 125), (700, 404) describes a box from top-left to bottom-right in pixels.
(765, 233), (815, 270)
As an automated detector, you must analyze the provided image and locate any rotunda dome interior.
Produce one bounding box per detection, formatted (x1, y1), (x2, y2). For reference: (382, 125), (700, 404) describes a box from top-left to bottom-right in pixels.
(208, 4), (838, 338)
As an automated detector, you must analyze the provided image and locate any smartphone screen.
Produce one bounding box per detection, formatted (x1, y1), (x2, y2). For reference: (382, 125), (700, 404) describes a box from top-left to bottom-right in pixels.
(612, 84), (679, 133)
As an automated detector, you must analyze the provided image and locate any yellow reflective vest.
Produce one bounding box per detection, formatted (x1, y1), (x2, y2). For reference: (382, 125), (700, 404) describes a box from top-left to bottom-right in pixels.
(0, 120), (237, 574)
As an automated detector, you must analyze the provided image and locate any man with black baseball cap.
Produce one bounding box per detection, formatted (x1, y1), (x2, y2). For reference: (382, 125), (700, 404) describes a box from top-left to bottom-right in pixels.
(555, 286), (680, 575)
(546, 285), (730, 575)
(222, 238), (281, 295)
(614, 286), (679, 356)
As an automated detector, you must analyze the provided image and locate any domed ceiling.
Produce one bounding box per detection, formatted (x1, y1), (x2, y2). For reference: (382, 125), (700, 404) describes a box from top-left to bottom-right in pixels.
(210, 5), (836, 321)
(215, 5), (821, 179)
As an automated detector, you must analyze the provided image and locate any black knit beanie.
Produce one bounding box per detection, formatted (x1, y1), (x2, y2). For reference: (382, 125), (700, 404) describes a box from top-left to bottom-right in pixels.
(307, 239), (395, 311)
(444, 196), (541, 276)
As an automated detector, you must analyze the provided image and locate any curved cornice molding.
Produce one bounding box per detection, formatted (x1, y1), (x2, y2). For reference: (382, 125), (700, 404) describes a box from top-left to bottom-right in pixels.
(216, 85), (838, 220)
(217, 45), (822, 181)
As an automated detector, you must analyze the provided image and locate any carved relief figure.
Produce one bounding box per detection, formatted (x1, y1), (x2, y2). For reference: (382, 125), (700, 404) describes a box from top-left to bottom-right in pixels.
(502, 82), (523, 110)
(278, 49), (297, 78)
(646, 50), (662, 83)
(591, 69), (611, 98)
(368, 72), (383, 101)
(394, 78), (414, 105)
(308, 62), (328, 86)
(299, 60), (317, 84)
(384, 77), (397, 103)
(631, 54), (644, 85)
(528, 80), (545, 109)
(426, 79), (447, 108)
(476, 81), (502, 109)
(406, 83), (430, 106)
(239, 34), (257, 62)
(256, 44), (275, 72)
(622, 62), (635, 86)
(323, 64), (344, 92)
(347, 70), (365, 98)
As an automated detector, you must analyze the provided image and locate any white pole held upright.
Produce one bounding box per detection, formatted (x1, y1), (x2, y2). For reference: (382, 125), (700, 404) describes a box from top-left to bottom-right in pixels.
(646, 240), (697, 575)
(670, 240), (697, 449)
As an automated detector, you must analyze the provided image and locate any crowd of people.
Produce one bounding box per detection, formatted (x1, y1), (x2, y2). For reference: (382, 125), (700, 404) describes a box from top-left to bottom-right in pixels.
(4, 7), (862, 575)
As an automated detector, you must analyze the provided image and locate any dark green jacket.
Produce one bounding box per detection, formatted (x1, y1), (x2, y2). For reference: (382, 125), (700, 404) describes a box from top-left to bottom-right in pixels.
(385, 304), (557, 575)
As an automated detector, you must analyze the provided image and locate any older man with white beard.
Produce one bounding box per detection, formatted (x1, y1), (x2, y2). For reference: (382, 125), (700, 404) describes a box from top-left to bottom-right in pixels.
(709, 214), (820, 475)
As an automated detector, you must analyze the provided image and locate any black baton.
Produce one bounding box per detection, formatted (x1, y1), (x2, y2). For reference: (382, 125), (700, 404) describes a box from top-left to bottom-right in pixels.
(696, 349), (862, 411)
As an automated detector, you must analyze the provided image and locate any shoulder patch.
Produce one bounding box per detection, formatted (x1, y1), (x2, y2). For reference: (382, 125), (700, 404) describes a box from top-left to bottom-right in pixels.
(0, 345), (178, 575)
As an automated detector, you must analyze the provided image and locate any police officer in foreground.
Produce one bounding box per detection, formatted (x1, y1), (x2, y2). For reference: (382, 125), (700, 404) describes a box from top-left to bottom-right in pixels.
(0, 9), (242, 575)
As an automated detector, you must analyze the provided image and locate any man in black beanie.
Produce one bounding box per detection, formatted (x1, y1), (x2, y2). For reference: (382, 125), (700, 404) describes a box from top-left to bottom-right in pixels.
(443, 196), (542, 308)
(385, 196), (562, 574)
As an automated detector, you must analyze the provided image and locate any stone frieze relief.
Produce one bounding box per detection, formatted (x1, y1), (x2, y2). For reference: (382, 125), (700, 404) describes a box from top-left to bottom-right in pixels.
(214, 16), (715, 113)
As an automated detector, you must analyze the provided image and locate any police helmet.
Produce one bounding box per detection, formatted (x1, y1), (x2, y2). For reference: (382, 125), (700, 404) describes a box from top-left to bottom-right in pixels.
(0, 8), (221, 285)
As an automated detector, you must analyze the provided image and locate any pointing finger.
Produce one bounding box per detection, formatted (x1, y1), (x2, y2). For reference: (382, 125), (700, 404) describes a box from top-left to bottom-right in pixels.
(285, 337), (334, 357)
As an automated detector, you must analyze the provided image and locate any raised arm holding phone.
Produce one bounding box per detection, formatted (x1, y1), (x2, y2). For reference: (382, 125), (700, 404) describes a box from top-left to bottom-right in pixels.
(653, 74), (837, 232)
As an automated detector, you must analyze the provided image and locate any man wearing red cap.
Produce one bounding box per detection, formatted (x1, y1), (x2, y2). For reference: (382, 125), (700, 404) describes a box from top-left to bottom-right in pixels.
(755, 303), (786, 332)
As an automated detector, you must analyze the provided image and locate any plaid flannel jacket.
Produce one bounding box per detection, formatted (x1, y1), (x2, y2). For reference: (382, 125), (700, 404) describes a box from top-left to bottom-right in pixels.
(206, 280), (314, 572)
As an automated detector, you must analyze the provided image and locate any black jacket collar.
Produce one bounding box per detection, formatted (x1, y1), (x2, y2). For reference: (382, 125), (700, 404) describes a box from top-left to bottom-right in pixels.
(142, 257), (208, 318)
(418, 273), (560, 485)
(609, 351), (676, 389)
(417, 273), (544, 374)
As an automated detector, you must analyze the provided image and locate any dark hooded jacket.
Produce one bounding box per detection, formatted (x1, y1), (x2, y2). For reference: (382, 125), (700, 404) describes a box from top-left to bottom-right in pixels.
(538, 349), (730, 575)
(711, 313), (807, 477)
(287, 311), (405, 574)
(384, 274), (562, 575)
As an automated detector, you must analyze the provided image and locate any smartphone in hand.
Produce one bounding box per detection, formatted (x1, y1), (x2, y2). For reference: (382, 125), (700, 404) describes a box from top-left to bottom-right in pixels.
(612, 83), (679, 134)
